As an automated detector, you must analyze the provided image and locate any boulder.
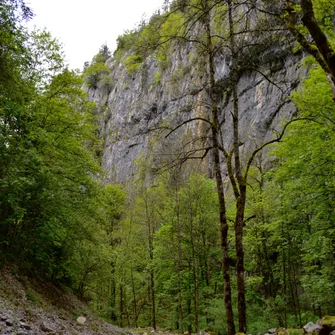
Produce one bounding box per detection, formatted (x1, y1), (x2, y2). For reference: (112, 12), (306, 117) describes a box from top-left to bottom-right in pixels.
(304, 322), (322, 333)
(318, 316), (335, 330)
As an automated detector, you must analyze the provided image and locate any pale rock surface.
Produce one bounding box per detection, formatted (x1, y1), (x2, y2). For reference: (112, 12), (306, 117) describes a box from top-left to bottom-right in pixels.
(88, 44), (303, 183)
(77, 316), (87, 325)
(304, 322), (322, 333)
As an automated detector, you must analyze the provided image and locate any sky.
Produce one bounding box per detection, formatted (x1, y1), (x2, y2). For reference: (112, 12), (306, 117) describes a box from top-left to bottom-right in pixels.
(25, 0), (165, 70)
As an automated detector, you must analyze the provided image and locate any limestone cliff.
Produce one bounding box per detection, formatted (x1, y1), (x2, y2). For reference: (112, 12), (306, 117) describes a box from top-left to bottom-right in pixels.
(87, 37), (303, 183)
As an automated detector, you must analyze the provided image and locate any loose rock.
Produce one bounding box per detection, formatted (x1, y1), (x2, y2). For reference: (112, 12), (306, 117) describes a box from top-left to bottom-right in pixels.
(76, 315), (86, 325)
(20, 321), (32, 330)
(40, 322), (54, 333)
(5, 318), (14, 326)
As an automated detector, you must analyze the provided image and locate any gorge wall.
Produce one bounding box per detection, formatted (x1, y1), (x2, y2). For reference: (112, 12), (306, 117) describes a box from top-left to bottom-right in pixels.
(86, 32), (304, 183)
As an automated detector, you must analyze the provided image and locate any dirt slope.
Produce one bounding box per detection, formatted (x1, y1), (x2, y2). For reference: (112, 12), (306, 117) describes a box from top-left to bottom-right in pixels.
(0, 268), (123, 335)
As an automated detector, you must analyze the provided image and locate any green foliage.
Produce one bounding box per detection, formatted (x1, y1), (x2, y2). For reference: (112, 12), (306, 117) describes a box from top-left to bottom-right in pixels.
(84, 45), (111, 89)
(153, 71), (162, 85)
(28, 29), (65, 87)
(313, 0), (335, 37)
(114, 10), (185, 73)
(84, 61), (111, 88)
(0, 0), (32, 97)
(26, 288), (42, 305)
(116, 29), (140, 52)
(206, 299), (227, 335)
(0, 3), (126, 307)
(124, 54), (143, 73)
(247, 65), (335, 324)
(3, 1), (335, 333)
(270, 67), (335, 311)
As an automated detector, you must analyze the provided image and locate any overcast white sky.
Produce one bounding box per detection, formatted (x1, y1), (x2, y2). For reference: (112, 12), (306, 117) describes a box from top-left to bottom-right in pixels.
(25, 0), (165, 70)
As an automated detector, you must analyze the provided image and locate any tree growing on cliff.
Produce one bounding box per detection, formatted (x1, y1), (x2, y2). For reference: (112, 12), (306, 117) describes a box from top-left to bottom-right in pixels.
(84, 44), (111, 89)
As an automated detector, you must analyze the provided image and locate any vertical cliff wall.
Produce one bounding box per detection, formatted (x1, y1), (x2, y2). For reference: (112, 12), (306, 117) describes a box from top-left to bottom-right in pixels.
(87, 38), (303, 183)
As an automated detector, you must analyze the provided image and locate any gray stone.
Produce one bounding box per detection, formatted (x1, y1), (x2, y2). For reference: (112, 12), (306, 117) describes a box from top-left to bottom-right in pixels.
(303, 322), (322, 333)
(268, 329), (277, 334)
(86, 35), (301, 184)
(40, 322), (54, 332)
(5, 319), (14, 326)
(19, 322), (32, 330)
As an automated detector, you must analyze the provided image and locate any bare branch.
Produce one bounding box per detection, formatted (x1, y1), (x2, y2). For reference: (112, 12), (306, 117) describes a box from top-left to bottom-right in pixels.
(244, 117), (309, 180)
(165, 117), (212, 138)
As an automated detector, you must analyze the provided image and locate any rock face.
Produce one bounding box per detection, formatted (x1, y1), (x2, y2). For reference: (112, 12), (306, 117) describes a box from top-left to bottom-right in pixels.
(88, 42), (303, 183)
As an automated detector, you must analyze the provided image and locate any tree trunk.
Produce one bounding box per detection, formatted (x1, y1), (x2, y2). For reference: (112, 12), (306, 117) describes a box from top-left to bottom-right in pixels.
(204, 6), (236, 332)
(145, 196), (156, 330)
(190, 213), (199, 332)
(110, 264), (117, 321)
(227, 0), (247, 330)
(235, 191), (247, 333)
(176, 188), (184, 332)
(120, 284), (124, 328)
(131, 269), (138, 327)
(150, 270), (156, 330)
(300, 0), (335, 76)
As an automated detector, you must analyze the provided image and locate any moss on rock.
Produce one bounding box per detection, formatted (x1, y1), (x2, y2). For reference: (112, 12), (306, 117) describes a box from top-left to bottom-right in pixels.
(318, 316), (335, 329)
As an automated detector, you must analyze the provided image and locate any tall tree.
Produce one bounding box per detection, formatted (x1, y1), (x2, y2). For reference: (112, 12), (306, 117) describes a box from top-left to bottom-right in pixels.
(153, 0), (295, 332)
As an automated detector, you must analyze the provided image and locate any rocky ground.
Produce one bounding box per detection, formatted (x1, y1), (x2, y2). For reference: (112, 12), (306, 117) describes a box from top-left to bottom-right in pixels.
(0, 268), (123, 335)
